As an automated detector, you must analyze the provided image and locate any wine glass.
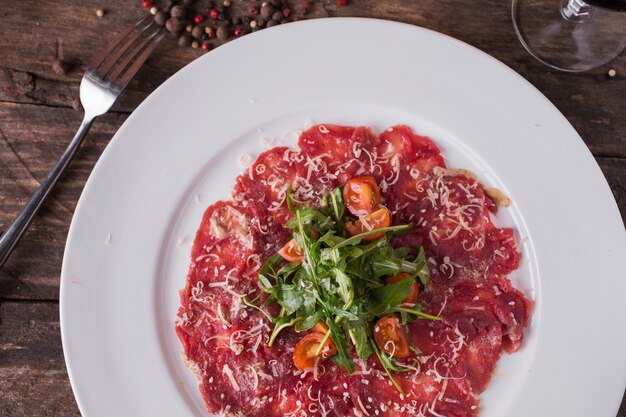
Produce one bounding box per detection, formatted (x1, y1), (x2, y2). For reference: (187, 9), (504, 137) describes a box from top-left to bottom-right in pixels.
(512, 0), (626, 72)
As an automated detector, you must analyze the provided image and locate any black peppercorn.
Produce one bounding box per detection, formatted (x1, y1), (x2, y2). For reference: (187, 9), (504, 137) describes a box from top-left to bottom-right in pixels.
(52, 58), (70, 75)
(272, 11), (283, 21)
(231, 17), (241, 25)
(216, 25), (229, 40)
(260, 3), (274, 19)
(166, 17), (184, 33)
(266, 20), (277, 27)
(155, 11), (169, 25)
(180, 0), (193, 6)
(217, 13), (225, 21)
(170, 5), (187, 19)
(163, 0), (174, 12)
(271, 0), (282, 7)
(178, 34), (191, 47)
(192, 25), (204, 39)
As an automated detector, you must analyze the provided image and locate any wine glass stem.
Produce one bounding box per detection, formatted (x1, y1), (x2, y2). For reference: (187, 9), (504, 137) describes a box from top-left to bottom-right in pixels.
(561, 0), (591, 21)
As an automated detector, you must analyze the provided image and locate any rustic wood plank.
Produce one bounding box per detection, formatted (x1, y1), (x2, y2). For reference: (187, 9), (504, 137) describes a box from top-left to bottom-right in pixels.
(0, 301), (79, 416)
(0, 102), (127, 300)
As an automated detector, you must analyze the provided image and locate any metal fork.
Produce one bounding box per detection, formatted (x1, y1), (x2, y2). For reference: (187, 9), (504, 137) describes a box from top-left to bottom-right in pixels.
(0, 16), (165, 268)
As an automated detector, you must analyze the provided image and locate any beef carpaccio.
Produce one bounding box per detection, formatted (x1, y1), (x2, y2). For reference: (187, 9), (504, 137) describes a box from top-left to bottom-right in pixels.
(176, 124), (532, 417)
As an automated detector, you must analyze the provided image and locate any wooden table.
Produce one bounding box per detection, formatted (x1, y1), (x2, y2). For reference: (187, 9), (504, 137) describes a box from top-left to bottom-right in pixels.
(0, 0), (624, 415)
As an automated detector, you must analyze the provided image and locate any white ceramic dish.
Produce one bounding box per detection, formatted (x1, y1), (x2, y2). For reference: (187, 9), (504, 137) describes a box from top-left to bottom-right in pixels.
(60, 18), (626, 417)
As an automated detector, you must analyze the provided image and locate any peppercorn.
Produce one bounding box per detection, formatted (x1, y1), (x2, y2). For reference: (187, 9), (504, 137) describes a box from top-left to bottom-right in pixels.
(257, 18), (266, 28)
(162, 0), (174, 12)
(186, 24), (193, 32)
(209, 9), (218, 19)
(242, 16), (250, 24)
(149, 6), (158, 15)
(608, 69), (617, 77)
(194, 15), (204, 24)
(205, 26), (214, 36)
(217, 13), (225, 21)
(266, 20), (277, 27)
(142, 0), (153, 9)
(155, 11), (169, 25)
(192, 25), (204, 39)
(191, 40), (200, 49)
(52, 58), (70, 75)
(231, 17), (241, 25)
(180, 0), (193, 5)
(216, 25), (229, 40)
(250, 20), (258, 29)
(272, 11), (283, 21)
(260, 3), (274, 19)
(337, 0), (347, 5)
(234, 27), (243, 36)
(223, 0), (231, 7)
(202, 42), (211, 51)
(170, 5), (187, 19)
(95, 8), (105, 17)
(178, 34), (191, 47)
(282, 8), (290, 17)
(302, 0), (311, 9)
(166, 17), (184, 33)
(271, 0), (282, 7)
(248, 6), (259, 15)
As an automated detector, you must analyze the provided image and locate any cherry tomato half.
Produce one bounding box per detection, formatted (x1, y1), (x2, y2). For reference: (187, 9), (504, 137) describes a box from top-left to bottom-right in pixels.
(277, 230), (318, 263)
(343, 175), (381, 217)
(311, 320), (330, 335)
(345, 207), (391, 241)
(373, 314), (410, 358)
(386, 273), (419, 306)
(293, 333), (337, 371)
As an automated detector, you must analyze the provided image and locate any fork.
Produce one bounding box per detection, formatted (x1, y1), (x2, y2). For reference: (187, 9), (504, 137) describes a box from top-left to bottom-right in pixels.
(0, 16), (165, 269)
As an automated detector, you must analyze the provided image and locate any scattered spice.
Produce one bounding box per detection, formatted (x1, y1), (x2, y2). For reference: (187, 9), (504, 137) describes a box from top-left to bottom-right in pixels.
(608, 69), (617, 77)
(155, 11), (169, 25)
(192, 25), (204, 39)
(137, 0), (354, 53)
(165, 17), (184, 33)
(216, 25), (229, 40)
(52, 58), (71, 75)
(170, 5), (187, 18)
(96, 8), (105, 17)
(178, 34), (192, 47)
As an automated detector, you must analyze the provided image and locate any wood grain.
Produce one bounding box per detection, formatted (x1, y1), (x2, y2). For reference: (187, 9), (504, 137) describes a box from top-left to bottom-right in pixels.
(0, 0), (624, 415)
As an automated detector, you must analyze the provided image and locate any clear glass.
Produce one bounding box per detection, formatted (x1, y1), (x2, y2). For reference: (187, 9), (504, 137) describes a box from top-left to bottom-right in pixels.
(512, 0), (626, 72)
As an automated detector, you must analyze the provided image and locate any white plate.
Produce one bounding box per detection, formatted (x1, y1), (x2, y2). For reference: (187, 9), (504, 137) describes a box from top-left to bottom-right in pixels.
(60, 18), (626, 417)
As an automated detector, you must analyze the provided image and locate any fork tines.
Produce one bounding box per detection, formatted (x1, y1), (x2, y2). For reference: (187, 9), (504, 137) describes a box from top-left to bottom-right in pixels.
(89, 15), (165, 87)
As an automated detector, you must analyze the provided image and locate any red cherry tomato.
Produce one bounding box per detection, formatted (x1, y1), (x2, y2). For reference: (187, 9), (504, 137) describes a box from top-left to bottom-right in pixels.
(343, 175), (381, 217)
(345, 207), (391, 241)
(293, 333), (337, 371)
(373, 315), (410, 358)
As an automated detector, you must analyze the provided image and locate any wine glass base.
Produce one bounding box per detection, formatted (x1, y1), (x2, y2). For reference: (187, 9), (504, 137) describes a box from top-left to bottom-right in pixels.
(512, 0), (626, 72)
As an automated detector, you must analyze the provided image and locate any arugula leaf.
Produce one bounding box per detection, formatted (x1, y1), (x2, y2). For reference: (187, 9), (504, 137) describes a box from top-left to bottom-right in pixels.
(333, 225), (410, 248)
(349, 325), (374, 360)
(329, 186), (345, 224)
(364, 277), (414, 318)
(325, 316), (355, 374)
(269, 316), (302, 346)
(276, 284), (304, 315)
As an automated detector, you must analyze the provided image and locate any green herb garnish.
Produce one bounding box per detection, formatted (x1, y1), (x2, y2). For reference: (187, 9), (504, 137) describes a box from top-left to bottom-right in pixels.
(250, 184), (440, 390)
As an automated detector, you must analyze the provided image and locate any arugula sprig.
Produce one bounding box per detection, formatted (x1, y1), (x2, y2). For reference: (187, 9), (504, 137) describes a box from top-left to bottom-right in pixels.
(250, 185), (439, 387)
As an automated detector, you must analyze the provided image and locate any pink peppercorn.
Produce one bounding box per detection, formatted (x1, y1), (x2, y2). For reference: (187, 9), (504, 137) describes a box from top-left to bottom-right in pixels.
(142, 0), (153, 9)
(194, 15), (204, 24)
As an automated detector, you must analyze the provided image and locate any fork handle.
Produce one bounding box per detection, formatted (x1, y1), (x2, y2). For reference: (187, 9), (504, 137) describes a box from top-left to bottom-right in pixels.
(0, 114), (95, 269)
